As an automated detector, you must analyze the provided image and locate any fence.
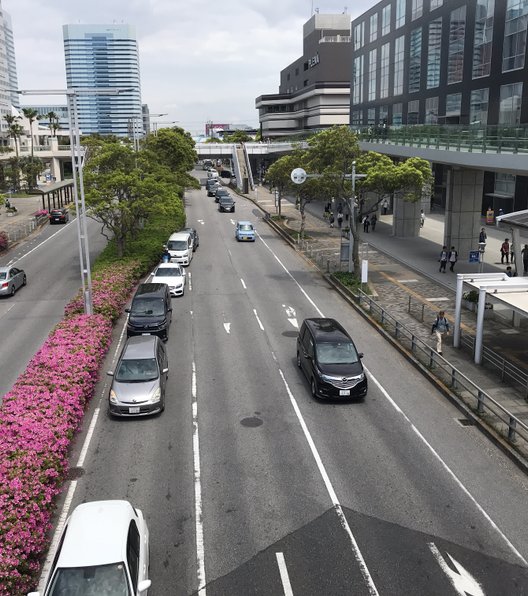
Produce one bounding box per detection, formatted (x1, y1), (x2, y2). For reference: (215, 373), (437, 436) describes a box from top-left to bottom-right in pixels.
(4, 213), (49, 244)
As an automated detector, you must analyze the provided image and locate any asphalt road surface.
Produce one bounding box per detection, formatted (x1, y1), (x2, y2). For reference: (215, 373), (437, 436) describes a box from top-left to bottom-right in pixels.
(42, 179), (528, 595)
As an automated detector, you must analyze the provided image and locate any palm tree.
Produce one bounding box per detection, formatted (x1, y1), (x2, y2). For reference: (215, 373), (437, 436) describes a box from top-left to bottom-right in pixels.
(44, 111), (59, 137)
(4, 114), (23, 158)
(22, 108), (39, 157)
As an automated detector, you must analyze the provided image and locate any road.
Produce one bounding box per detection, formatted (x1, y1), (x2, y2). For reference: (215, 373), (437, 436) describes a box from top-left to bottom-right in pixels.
(0, 217), (107, 398)
(44, 178), (528, 595)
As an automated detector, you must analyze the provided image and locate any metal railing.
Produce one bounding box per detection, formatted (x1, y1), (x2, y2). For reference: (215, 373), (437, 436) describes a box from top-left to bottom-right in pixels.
(3, 213), (49, 243)
(354, 289), (528, 456)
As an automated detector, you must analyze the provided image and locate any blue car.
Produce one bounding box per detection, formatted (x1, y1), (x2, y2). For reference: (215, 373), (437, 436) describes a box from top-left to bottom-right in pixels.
(235, 221), (256, 242)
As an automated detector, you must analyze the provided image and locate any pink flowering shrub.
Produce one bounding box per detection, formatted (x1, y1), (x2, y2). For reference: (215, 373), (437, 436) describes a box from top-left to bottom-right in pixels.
(65, 260), (142, 322)
(33, 209), (49, 217)
(0, 314), (112, 595)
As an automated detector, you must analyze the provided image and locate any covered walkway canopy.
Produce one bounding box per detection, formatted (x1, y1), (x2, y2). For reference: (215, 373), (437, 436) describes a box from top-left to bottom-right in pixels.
(454, 273), (528, 363)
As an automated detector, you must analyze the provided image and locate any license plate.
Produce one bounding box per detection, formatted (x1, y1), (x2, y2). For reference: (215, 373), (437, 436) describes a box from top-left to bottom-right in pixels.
(142, 332), (150, 335)
(339, 389), (351, 396)
(129, 407), (140, 414)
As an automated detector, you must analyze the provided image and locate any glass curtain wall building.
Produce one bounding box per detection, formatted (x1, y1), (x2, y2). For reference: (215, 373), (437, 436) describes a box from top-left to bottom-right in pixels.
(350, 0), (528, 211)
(63, 24), (143, 137)
(0, 1), (19, 137)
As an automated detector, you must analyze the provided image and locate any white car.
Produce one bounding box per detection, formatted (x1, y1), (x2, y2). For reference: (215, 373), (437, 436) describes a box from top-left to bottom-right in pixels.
(151, 263), (186, 296)
(29, 500), (151, 596)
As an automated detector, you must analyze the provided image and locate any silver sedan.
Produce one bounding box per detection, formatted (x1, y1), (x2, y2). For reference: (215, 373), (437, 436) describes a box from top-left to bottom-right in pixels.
(0, 266), (26, 297)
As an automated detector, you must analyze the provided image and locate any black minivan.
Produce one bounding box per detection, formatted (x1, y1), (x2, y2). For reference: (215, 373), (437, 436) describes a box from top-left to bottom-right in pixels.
(296, 318), (367, 400)
(126, 283), (172, 341)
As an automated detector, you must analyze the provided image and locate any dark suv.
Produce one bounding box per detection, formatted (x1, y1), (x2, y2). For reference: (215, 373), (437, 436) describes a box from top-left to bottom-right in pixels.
(126, 283), (172, 341)
(49, 208), (69, 224)
(214, 187), (230, 203)
(218, 196), (235, 213)
(296, 318), (367, 400)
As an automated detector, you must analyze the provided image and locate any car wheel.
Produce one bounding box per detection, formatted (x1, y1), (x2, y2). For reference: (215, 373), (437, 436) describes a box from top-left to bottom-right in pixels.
(10, 285), (15, 296)
(296, 351), (301, 368)
(311, 378), (318, 399)
(22, 275), (27, 286)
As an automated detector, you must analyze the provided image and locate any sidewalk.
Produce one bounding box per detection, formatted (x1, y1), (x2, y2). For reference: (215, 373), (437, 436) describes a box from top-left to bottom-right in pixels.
(0, 194), (47, 250)
(242, 182), (528, 466)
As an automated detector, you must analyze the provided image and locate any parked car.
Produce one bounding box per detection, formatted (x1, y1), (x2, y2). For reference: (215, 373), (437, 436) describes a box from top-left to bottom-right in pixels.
(108, 335), (168, 416)
(218, 196), (235, 213)
(126, 283), (172, 340)
(206, 180), (220, 196)
(28, 500), (151, 596)
(166, 231), (193, 265)
(0, 266), (26, 297)
(181, 227), (199, 250)
(296, 318), (367, 400)
(220, 170), (232, 179)
(151, 263), (186, 297)
(235, 221), (256, 241)
(49, 208), (69, 224)
(214, 187), (230, 203)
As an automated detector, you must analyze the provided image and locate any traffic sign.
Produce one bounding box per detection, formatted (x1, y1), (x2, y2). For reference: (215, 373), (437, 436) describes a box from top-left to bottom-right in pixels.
(468, 250), (480, 263)
(290, 168), (307, 184)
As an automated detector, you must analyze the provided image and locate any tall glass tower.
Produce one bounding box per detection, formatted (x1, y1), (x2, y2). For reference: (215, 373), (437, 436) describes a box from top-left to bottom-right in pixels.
(0, 1), (19, 136)
(63, 24), (143, 137)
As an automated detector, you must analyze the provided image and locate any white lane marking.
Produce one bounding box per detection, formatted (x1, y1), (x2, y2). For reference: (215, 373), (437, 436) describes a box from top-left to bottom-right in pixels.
(188, 271), (192, 292)
(277, 367), (379, 595)
(38, 322), (128, 590)
(275, 552), (294, 596)
(367, 370), (527, 566)
(9, 219), (75, 264)
(0, 303), (15, 320)
(428, 543), (485, 596)
(223, 323), (231, 334)
(197, 219), (205, 225)
(253, 308), (265, 331)
(240, 278), (247, 290)
(230, 218), (236, 225)
(427, 297), (450, 302)
(192, 361), (207, 596)
(283, 305), (298, 329)
(397, 279), (419, 283)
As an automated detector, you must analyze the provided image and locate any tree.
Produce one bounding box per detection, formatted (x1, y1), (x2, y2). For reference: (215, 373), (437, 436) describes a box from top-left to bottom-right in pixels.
(4, 114), (23, 158)
(83, 138), (187, 257)
(266, 152), (299, 217)
(22, 108), (39, 157)
(225, 130), (252, 143)
(19, 156), (43, 190)
(43, 111), (60, 137)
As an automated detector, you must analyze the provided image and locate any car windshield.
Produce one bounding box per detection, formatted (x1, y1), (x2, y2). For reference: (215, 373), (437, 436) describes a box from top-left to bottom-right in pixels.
(239, 224), (253, 231)
(48, 562), (131, 596)
(131, 297), (165, 316)
(217, 190), (228, 195)
(51, 210), (62, 215)
(167, 240), (187, 250)
(154, 266), (182, 277)
(220, 198), (233, 203)
(316, 341), (359, 365)
(116, 357), (158, 382)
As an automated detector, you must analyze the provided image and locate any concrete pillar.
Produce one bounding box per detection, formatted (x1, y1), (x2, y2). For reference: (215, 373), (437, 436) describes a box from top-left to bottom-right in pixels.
(445, 168), (483, 257)
(50, 158), (62, 182)
(392, 194), (421, 237)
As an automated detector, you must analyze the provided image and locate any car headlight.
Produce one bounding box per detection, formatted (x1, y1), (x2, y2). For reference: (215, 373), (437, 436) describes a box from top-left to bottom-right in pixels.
(109, 389), (118, 404)
(320, 373), (336, 382)
(150, 387), (161, 403)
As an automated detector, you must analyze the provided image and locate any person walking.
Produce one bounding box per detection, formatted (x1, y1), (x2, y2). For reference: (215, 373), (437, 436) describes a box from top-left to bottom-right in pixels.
(363, 215), (370, 233)
(522, 244), (528, 275)
(420, 209), (425, 228)
(500, 238), (510, 264)
(448, 246), (458, 272)
(439, 246), (448, 273)
(337, 211), (343, 228)
(479, 227), (487, 244)
(329, 212), (335, 228)
(431, 310), (450, 355)
(382, 198), (389, 215)
(370, 213), (377, 231)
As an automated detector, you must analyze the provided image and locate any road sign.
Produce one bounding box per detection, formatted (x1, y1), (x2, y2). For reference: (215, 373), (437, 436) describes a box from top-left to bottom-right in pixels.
(468, 250), (480, 263)
(290, 168), (307, 185)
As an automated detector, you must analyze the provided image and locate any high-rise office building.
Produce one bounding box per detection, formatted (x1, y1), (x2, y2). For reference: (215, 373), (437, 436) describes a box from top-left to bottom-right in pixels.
(63, 24), (143, 137)
(0, 1), (19, 136)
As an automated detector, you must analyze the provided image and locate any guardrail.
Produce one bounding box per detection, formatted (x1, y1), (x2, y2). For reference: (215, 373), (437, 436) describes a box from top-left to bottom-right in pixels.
(353, 289), (528, 457)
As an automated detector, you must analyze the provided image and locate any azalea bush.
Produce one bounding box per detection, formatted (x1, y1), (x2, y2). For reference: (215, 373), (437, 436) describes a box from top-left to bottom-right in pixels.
(0, 314), (112, 595)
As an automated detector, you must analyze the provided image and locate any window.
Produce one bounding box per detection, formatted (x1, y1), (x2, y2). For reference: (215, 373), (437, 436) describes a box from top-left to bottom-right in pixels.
(295, 67), (299, 76)
(382, 4), (391, 35)
(412, 0), (423, 20)
(393, 35), (405, 95)
(469, 88), (489, 125)
(354, 22), (365, 50)
(473, 0), (494, 78)
(494, 173), (516, 195)
(427, 18), (442, 88)
(379, 104), (389, 125)
(392, 103), (403, 125)
(502, 0), (528, 71)
(409, 28), (422, 93)
(303, 79), (308, 87)
(499, 82), (523, 124)
(407, 100), (420, 124)
(380, 43), (390, 98)
(446, 93), (462, 116)
(368, 49), (377, 101)
(127, 521), (140, 592)
(448, 6), (466, 84)
(370, 13), (378, 42)
(368, 108), (376, 125)
(351, 110), (362, 125)
(352, 55), (364, 105)
(431, 0), (443, 9)
(425, 97), (438, 123)
(396, 0), (406, 28)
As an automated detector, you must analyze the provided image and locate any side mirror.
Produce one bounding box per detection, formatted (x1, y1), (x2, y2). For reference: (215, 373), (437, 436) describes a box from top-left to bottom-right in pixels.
(138, 579), (152, 593)
(358, 353), (364, 359)
(125, 308), (131, 313)
(182, 270), (186, 276)
(106, 370), (114, 376)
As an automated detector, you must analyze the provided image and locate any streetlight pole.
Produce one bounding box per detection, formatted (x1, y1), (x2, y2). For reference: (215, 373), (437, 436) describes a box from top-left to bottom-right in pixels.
(346, 161), (367, 273)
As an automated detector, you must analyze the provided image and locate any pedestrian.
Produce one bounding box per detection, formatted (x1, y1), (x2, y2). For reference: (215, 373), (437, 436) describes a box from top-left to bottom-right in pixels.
(522, 244), (528, 275)
(4, 197), (10, 209)
(329, 212), (335, 228)
(323, 203), (330, 219)
(382, 198), (389, 215)
(498, 207), (504, 217)
(448, 246), (458, 272)
(479, 227), (487, 244)
(420, 209), (425, 228)
(431, 310), (450, 355)
(370, 213), (377, 231)
(363, 215), (370, 233)
(439, 245), (448, 273)
(505, 266), (516, 277)
(500, 238), (510, 264)
(337, 211), (343, 228)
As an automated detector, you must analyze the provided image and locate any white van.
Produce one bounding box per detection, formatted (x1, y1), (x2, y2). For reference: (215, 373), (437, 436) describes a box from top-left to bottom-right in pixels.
(207, 169), (219, 179)
(167, 232), (193, 266)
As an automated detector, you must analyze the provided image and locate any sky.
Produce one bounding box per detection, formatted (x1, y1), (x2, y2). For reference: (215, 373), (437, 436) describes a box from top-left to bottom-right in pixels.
(4, 0), (372, 136)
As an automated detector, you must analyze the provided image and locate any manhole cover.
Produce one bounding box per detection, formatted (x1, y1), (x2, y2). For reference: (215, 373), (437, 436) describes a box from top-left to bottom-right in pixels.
(67, 466), (85, 480)
(240, 417), (263, 428)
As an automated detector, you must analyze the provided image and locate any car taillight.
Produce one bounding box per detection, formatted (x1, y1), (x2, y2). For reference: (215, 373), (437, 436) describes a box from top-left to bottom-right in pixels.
(1, 282), (8, 288)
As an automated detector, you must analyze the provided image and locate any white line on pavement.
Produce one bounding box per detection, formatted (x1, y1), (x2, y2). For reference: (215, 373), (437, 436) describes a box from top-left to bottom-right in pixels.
(9, 219), (75, 264)
(240, 278), (247, 289)
(188, 271), (192, 292)
(275, 552), (294, 596)
(253, 308), (265, 330)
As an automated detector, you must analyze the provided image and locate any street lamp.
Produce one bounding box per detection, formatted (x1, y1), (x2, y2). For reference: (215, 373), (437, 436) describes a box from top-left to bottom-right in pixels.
(13, 87), (131, 315)
(152, 120), (179, 135)
(344, 161), (367, 273)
